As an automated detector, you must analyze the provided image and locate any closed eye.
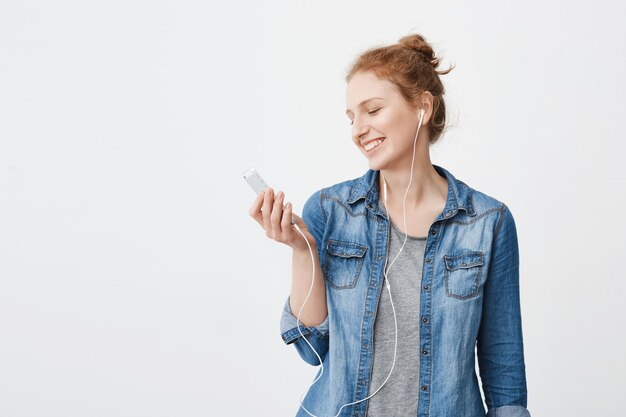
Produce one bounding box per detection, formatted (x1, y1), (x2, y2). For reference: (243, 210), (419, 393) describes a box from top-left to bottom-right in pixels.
(349, 108), (381, 126)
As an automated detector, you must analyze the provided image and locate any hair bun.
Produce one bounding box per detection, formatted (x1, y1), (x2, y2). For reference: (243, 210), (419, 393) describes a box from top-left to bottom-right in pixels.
(398, 34), (440, 69)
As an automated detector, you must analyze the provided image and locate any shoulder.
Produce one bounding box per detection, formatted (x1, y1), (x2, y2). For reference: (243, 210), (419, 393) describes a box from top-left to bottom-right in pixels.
(300, 173), (366, 237)
(470, 186), (508, 213)
(441, 165), (517, 239)
(455, 174), (510, 217)
(306, 171), (369, 204)
(459, 177), (516, 237)
(322, 173), (366, 197)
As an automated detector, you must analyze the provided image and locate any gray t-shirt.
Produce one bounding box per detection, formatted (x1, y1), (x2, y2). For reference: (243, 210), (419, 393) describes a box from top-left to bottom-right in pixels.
(366, 199), (427, 417)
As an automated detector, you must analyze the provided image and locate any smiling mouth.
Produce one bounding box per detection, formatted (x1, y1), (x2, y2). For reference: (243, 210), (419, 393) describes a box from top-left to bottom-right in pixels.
(364, 138), (385, 152)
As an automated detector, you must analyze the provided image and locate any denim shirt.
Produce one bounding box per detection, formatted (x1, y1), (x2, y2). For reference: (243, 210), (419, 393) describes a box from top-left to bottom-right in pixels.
(280, 164), (530, 417)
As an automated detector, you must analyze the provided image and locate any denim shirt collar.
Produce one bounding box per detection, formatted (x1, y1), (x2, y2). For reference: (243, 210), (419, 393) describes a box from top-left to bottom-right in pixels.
(345, 164), (476, 219)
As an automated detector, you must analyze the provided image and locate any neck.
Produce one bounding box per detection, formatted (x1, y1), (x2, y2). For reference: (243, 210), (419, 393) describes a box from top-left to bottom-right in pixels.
(378, 162), (447, 211)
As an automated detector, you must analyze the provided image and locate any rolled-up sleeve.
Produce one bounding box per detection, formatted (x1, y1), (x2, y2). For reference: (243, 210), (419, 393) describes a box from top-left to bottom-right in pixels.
(279, 189), (329, 366)
(477, 204), (531, 417)
(486, 405), (531, 417)
(280, 295), (329, 366)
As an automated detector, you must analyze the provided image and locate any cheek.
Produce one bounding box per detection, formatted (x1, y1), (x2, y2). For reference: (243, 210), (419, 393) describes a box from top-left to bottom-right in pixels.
(379, 113), (404, 138)
(385, 118), (417, 148)
(377, 113), (396, 134)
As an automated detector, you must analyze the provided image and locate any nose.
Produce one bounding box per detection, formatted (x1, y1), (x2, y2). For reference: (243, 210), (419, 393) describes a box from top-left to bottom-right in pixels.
(352, 118), (369, 141)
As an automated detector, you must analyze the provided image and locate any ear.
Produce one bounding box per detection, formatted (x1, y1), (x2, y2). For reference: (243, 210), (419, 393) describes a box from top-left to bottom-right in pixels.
(417, 91), (434, 125)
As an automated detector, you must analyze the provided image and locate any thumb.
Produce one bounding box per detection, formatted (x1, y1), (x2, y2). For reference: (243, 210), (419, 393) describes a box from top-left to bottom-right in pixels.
(290, 212), (307, 229)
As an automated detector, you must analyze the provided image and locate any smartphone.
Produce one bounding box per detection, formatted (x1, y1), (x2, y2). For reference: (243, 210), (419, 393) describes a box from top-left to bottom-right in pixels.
(243, 168), (295, 225)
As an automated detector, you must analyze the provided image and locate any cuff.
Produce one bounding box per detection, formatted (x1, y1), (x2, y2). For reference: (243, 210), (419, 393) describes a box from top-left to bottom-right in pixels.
(280, 296), (329, 345)
(487, 405), (531, 417)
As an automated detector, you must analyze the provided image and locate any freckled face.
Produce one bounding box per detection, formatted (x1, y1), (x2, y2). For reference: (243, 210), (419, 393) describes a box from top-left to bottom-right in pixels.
(346, 71), (422, 170)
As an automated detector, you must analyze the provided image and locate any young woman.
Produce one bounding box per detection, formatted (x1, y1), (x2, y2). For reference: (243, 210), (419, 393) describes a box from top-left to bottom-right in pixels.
(249, 33), (530, 417)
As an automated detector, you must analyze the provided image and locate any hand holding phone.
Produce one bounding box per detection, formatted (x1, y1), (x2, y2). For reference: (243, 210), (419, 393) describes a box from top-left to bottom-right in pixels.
(243, 168), (295, 225)
(245, 168), (318, 252)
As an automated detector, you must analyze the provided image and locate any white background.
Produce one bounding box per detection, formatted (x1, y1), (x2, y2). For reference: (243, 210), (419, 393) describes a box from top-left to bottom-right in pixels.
(1, 1), (624, 416)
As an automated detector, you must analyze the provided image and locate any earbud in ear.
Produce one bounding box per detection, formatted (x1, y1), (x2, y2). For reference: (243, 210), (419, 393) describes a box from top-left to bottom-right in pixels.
(420, 108), (425, 118)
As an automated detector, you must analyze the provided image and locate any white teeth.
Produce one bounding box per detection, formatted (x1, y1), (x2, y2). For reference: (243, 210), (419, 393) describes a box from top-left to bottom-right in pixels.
(364, 139), (384, 151)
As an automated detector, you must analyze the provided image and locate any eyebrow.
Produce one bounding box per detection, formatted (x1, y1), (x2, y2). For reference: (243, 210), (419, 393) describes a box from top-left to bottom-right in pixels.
(346, 97), (385, 115)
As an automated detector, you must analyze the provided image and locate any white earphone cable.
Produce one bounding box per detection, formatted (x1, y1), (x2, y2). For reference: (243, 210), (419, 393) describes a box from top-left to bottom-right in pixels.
(293, 108), (426, 417)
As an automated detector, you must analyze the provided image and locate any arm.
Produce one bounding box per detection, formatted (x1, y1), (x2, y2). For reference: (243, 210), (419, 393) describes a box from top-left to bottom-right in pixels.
(279, 189), (329, 366)
(477, 204), (531, 417)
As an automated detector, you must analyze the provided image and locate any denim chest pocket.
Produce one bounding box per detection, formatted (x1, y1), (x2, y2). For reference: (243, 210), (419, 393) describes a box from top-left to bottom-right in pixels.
(323, 239), (368, 290)
(443, 251), (484, 299)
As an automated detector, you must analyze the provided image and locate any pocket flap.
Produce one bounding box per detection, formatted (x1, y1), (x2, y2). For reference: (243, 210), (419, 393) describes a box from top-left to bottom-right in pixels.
(326, 239), (368, 258)
(444, 251), (484, 270)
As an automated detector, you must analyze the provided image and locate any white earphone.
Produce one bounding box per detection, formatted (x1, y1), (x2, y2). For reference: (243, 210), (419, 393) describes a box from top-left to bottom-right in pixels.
(293, 105), (427, 417)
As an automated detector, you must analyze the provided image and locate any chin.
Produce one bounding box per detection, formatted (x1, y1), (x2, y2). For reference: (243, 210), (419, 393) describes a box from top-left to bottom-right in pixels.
(366, 157), (388, 172)
(363, 144), (397, 171)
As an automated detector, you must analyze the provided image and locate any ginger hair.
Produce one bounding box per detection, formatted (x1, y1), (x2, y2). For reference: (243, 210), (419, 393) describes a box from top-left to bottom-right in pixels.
(345, 33), (455, 144)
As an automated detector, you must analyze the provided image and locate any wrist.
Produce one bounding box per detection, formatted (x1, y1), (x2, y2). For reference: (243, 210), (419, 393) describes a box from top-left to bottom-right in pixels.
(293, 242), (317, 255)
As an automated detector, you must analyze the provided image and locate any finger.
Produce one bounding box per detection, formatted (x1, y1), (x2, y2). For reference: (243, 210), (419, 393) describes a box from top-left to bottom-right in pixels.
(249, 190), (266, 226)
(262, 187), (274, 233)
(280, 200), (293, 234)
(271, 190), (285, 236)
